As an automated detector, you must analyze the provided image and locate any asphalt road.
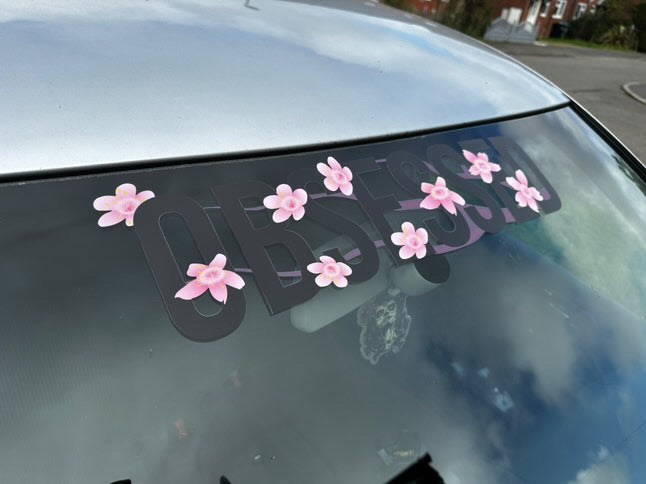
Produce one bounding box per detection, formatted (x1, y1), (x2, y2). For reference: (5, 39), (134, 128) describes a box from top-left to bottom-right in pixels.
(489, 42), (646, 162)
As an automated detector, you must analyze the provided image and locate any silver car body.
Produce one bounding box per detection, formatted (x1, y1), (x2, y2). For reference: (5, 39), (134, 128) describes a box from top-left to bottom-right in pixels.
(1, 0), (568, 177)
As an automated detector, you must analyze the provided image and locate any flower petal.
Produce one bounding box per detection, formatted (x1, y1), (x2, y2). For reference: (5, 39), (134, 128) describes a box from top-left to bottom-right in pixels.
(391, 231), (405, 246)
(450, 191), (466, 206)
(333, 275), (348, 288)
(224, 271), (245, 290)
(210, 254), (227, 269)
(435, 177), (446, 187)
(481, 171), (493, 184)
(529, 187), (544, 201)
(125, 215), (135, 227)
(468, 165), (480, 176)
(420, 196), (441, 210)
(320, 255), (335, 264)
(420, 182), (434, 194)
(307, 262), (324, 274)
(116, 183), (136, 197)
(315, 274), (333, 287)
(276, 184), (292, 197)
(317, 162), (332, 177)
(489, 162), (501, 172)
(515, 192), (528, 207)
(399, 245), (415, 259)
(506, 176), (522, 191)
(187, 263), (208, 277)
(136, 190), (155, 203)
(93, 195), (116, 211)
(527, 197), (539, 213)
(339, 182), (353, 196)
(293, 188), (308, 204)
(515, 170), (528, 186)
(209, 284), (228, 303)
(263, 194), (280, 209)
(477, 152), (489, 163)
(98, 211), (126, 227)
(401, 221), (415, 235)
(272, 208), (291, 223)
(442, 199), (457, 215)
(462, 150), (477, 163)
(338, 262), (352, 276)
(415, 246), (427, 259)
(324, 178), (339, 192)
(342, 166), (353, 181)
(327, 156), (341, 170)
(292, 206), (305, 221)
(175, 279), (208, 300)
(416, 228), (428, 244)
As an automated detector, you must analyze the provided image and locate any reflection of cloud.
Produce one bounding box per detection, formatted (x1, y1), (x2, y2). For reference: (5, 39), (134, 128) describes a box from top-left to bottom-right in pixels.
(0, 0), (553, 106)
(567, 447), (629, 484)
(502, 110), (646, 319)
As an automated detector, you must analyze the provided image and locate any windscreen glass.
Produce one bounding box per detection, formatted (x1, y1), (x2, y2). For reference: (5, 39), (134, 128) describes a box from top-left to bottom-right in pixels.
(1, 108), (645, 483)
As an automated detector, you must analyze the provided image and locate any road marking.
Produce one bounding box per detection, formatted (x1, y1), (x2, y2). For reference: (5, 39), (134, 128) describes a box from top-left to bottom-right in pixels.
(622, 82), (646, 105)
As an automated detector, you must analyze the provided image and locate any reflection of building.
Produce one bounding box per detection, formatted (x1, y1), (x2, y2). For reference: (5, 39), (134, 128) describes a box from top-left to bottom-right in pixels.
(490, 0), (601, 38)
(400, 0), (449, 18)
(394, 0), (600, 38)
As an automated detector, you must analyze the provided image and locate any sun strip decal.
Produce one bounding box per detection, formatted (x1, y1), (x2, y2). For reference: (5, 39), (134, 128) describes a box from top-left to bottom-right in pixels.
(93, 137), (561, 342)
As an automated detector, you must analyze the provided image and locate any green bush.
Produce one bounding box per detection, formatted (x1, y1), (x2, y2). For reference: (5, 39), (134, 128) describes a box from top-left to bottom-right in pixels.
(635, 3), (646, 52)
(566, 0), (637, 48)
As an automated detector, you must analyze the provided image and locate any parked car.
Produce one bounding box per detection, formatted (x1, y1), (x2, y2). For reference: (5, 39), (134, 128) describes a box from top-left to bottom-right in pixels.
(1, 1), (645, 483)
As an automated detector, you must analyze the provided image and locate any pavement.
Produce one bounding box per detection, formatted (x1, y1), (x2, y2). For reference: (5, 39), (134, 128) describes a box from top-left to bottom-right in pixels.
(488, 42), (646, 162)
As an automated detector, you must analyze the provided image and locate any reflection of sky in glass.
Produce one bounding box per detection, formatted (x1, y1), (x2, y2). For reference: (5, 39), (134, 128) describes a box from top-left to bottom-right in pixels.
(0, 0), (566, 174)
(0, 108), (645, 483)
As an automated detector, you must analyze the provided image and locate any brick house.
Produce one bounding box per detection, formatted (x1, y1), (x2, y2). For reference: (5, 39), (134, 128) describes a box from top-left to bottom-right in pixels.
(491, 0), (602, 37)
(397, 0), (610, 38)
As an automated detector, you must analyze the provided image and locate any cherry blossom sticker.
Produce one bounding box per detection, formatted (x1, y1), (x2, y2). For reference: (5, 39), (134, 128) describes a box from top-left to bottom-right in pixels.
(390, 222), (428, 259)
(420, 177), (465, 215)
(175, 254), (245, 303)
(505, 169), (544, 213)
(307, 255), (352, 288)
(462, 150), (501, 184)
(263, 184), (308, 223)
(93, 183), (155, 227)
(317, 156), (353, 196)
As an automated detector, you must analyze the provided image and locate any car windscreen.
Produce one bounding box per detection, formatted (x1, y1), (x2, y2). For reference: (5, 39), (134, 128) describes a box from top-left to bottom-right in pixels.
(1, 107), (645, 484)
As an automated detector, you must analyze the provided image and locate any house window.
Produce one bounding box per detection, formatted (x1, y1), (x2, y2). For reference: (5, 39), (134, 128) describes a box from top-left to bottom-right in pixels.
(573, 2), (587, 19)
(552, 0), (568, 18)
(540, 0), (552, 16)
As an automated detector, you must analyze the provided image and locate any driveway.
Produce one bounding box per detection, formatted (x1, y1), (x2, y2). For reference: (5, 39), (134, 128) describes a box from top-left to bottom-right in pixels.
(489, 42), (646, 162)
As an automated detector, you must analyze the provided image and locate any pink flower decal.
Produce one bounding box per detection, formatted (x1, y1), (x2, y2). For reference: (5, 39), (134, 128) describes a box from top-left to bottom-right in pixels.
(463, 150), (501, 184)
(505, 169), (544, 213)
(93, 183), (155, 227)
(317, 156), (353, 196)
(263, 184), (308, 223)
(390, 222), (428, 260)
(175, 254), (245, 303)
(307, 255), (352, 288)
(420, 177), (465, 215)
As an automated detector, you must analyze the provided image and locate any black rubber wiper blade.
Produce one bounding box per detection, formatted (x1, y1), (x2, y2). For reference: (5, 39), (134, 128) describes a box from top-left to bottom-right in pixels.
(385, 453), (445, 484)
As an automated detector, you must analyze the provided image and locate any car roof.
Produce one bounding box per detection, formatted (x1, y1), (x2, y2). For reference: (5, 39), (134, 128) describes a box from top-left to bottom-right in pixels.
(0, 0), (568, 178)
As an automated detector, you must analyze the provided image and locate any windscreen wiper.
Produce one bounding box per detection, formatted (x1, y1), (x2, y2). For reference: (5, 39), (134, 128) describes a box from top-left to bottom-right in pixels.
(385, 453), (445, 484)
(109, 454), (444, 484)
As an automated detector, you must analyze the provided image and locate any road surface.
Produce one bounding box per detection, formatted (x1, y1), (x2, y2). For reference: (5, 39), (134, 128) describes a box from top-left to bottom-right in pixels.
(490, 42), (646, 162)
